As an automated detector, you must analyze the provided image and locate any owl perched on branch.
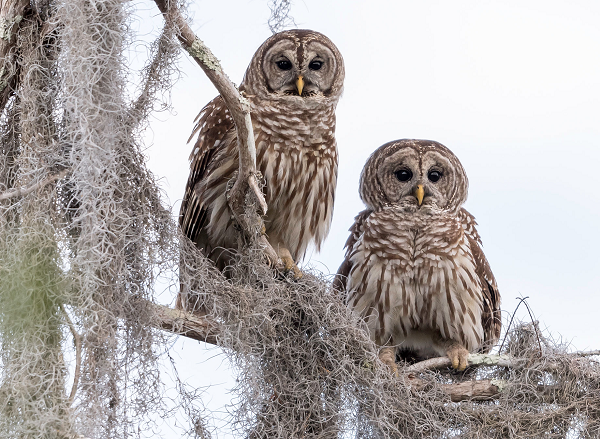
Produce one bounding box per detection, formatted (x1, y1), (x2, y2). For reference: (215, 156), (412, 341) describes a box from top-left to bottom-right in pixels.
(335, 139), (501, 371)
(179, 29), (344, 280)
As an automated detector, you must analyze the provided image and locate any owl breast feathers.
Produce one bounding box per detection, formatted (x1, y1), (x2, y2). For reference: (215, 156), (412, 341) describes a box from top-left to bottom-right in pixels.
(179, 29), (344, 274)
(336, 139), (501, 371)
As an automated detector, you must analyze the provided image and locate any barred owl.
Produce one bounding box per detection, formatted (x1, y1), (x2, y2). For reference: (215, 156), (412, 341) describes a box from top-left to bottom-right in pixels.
(335, 139), (501, 371)
(179, 29), (344, 285)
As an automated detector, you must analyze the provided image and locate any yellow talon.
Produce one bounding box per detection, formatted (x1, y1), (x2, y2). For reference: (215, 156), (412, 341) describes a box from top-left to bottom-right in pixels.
(446, 345), (469, 371)
(280, 255), (303, 279)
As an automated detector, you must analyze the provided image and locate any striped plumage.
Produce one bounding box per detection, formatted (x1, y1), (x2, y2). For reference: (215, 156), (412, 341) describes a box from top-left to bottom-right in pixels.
(179, 30), (344, 281)
(336, 139), (501, 371)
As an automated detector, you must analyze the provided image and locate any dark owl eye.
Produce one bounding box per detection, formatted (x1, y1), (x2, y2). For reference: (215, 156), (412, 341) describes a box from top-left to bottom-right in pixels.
(428, 170), (442, 182)
(394, 169), (413, 182)
(308, 60), (323, 70)
(276, 60), (292, 71)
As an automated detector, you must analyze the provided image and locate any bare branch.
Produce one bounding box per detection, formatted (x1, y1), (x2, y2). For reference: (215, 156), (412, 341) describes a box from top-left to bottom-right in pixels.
(0, 169), (68, 201)
(406, 353), (518, 373)
(441, 379), (505, 402)
(404, 372), (506, 402)
(149, 302), (219, 345)
(407, 349), (600, 375)
(61, 304), (82, 406)
(573, 349), (600, 357)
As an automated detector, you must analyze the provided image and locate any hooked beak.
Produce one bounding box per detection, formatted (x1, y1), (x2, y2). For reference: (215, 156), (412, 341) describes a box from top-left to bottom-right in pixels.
(296, 75), (304, 96)
(415, 185), (425, 206)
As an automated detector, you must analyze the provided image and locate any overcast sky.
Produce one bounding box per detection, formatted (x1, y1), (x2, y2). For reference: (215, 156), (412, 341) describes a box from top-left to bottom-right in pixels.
(136, 0), (600, 435)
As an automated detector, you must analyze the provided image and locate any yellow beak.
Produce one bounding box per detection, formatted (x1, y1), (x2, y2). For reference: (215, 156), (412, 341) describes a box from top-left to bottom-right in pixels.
(415, 185), (425, 206)
(296, 75), (304, 96)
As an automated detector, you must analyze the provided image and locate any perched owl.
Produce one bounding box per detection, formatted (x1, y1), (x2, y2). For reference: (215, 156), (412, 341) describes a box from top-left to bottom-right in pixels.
(335, 139), (501, 371)
(179, 29), (344, 283)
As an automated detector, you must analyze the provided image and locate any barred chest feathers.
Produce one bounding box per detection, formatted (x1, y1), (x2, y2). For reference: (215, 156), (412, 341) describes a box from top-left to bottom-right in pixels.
(346, 210), (485, 357)
(254, 103), (338, 260)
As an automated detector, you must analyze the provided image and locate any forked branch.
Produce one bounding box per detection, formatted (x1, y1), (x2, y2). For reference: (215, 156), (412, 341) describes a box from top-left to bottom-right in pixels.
(152, 0), (279, 264)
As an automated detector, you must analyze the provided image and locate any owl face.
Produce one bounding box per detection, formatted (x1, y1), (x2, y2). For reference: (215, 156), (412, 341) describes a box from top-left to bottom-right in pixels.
(360, 139), (468, 213)
(262, 38), (339, 97)
(242, 30), (344, 103)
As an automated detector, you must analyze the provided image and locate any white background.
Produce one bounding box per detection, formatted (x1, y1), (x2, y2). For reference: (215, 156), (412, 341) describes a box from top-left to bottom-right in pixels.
(133, 1), (600, 436)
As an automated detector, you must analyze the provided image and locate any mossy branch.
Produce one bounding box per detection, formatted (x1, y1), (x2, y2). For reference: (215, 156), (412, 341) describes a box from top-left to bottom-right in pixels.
(148, 301), (600, 403)
(0, 0), (29, 112)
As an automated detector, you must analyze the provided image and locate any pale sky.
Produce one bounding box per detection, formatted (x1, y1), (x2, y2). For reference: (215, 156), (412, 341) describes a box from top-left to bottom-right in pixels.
(136, 0), (600, 435)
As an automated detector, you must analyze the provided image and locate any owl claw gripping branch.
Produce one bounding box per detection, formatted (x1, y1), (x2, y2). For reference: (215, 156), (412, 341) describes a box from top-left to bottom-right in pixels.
(178, 30), (344, 309)
(336, 139), (501, 372)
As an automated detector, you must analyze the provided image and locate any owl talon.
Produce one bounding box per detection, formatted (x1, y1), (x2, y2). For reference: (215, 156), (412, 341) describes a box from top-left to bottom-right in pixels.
(446, 345), (469, 371)
(379, 346), (398, 376)
(281, 255), (303, 279)
(275, 245), (303, 279)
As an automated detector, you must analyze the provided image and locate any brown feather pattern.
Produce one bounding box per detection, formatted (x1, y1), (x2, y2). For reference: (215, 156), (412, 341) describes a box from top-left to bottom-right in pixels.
(179, 30), (345, 271)
(336, 139), (501, 360)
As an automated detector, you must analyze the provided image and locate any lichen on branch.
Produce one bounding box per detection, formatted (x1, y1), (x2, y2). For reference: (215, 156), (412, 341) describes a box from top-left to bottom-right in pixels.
(186, 38), (222, 72)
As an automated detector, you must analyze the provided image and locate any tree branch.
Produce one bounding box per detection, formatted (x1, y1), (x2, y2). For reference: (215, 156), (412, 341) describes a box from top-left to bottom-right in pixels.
(61, 304), (82, 406)
(152, 0), (279, 265)
(441, 379), (505, 402)
(404, 374), (506, 402)
(406, 353), (519, 373)
(0, 0), (29, 113)
(149, 303), (506, 402)
(149, 302), (219, 345)
(0, 169), (68, 201)
(573, 349), (600, 357)
(148, 303), (600, 403)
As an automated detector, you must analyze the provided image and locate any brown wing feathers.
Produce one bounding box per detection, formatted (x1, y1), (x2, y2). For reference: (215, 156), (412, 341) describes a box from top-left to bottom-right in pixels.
(179, 96), (234, 243)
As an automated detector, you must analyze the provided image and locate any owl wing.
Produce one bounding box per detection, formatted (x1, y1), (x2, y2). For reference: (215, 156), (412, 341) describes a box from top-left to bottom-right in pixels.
(334, 209), (372, 294)
(459, 208), (502, 351)
(179, 96), (235, 243)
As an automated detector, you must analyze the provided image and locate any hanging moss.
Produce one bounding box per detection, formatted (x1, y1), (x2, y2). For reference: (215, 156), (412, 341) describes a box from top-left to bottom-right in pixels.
(0, 227), (70, 439)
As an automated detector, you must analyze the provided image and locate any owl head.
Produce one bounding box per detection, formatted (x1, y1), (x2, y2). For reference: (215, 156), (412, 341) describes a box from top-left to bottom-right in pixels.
(241, 29), (345, 105)
(359, 139), (469, 213)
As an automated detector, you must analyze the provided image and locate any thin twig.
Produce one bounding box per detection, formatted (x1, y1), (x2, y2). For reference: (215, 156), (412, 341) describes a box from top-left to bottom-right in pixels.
(267, 0), (296, 34)
(60, 304), (82, 406)
(499, 295), (530, 352)
(0, 169), (68, 201)
(521, 297), (544, 355)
